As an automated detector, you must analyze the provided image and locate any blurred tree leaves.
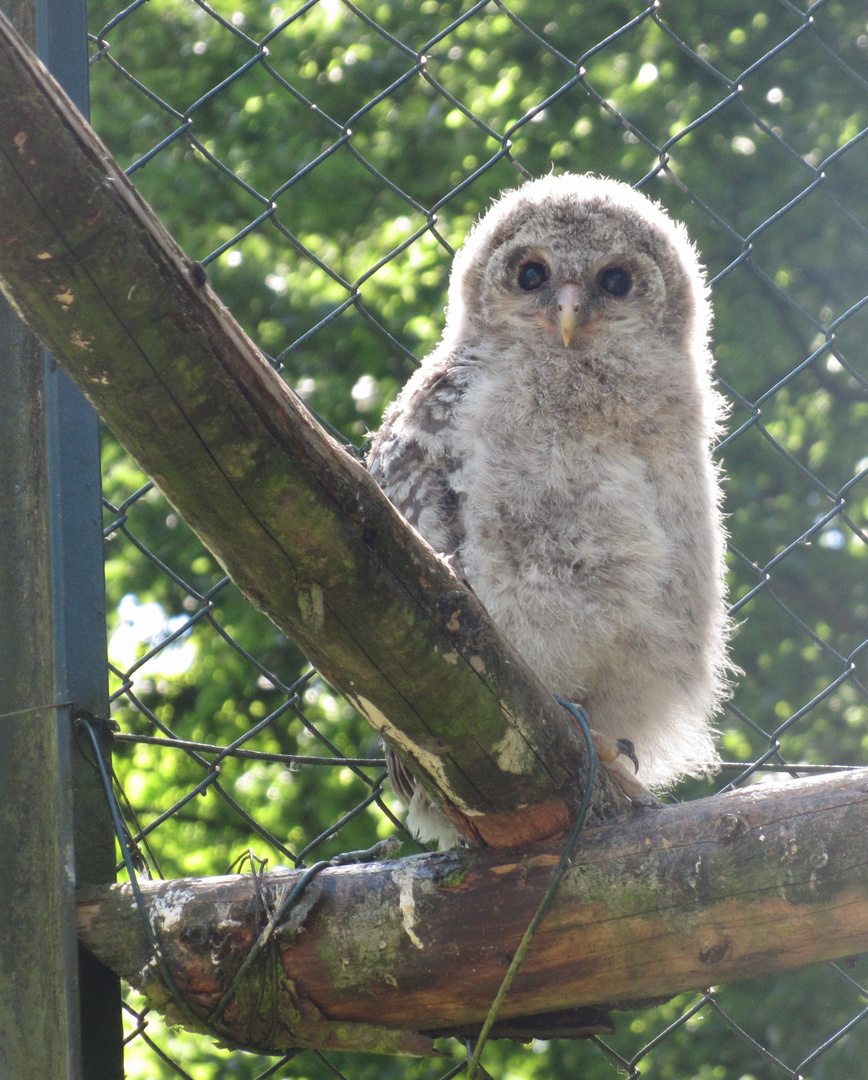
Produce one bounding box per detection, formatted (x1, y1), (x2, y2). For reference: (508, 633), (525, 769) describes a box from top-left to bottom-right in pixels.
(87, 1), (868, 1077)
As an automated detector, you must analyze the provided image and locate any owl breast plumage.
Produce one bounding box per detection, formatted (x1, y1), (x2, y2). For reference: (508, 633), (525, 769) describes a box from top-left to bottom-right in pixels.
(368, 173), (731, 844)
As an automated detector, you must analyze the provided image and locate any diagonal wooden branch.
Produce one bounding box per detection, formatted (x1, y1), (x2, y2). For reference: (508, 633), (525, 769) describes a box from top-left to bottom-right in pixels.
(76, 770), (868, 1056)
(0, 10), (630, 846)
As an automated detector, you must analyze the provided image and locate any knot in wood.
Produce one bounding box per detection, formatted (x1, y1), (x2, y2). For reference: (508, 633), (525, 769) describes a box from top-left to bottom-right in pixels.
(715, 812), (745, 843)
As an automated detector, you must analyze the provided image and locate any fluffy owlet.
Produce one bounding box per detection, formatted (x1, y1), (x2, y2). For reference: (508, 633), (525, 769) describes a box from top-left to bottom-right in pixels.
(368, 173), (731, 846)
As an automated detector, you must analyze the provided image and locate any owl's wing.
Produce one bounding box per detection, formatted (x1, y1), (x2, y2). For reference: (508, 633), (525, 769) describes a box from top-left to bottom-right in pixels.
(367, 355), (471, 843)
(367, 353), (468, 562)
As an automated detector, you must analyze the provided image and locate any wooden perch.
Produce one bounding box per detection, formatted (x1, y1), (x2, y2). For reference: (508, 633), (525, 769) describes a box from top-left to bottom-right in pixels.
(76, 770), (868, 1055)
(0, 11), (634, 846)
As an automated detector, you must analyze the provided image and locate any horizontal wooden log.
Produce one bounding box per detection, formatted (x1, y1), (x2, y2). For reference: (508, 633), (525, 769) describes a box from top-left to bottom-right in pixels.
(0, 9), (631, 847)
(77, 770), (868, 1055)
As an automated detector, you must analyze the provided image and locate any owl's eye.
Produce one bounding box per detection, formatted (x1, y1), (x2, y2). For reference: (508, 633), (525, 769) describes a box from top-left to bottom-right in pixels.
(598, 264), (633, 297)
(517, 261), (549, 291)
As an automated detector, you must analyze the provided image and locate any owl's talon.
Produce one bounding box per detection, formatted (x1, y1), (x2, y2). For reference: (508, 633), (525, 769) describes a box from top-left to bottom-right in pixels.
(615, 738), (639, 774)
(590, 731), (661, 807)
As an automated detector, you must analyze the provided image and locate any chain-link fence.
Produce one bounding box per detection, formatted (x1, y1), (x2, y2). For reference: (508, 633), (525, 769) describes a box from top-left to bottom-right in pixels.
(80, 1), (868, 1077)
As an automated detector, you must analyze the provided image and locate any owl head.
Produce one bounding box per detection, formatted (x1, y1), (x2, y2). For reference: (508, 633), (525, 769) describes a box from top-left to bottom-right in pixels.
(444, 173), (710, 363)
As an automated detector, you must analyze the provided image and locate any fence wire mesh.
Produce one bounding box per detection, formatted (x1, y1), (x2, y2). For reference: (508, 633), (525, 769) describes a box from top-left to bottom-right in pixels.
(82, 0), (868, 1077)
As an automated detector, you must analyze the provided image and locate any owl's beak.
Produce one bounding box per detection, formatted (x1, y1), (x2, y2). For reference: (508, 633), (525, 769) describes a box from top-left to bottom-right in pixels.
(556, 282), (582, 346)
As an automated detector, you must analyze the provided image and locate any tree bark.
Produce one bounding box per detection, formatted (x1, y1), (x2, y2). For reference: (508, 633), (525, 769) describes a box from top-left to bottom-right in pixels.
(0, 9), (632, 847)
(77, 770), (868, 1056)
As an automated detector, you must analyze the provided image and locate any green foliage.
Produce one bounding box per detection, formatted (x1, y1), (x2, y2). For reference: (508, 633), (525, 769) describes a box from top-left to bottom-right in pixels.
(87, 0), (868, 1077)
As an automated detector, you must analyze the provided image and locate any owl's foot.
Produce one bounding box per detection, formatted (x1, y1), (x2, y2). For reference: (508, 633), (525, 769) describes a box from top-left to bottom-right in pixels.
(592, 731), (662, 809)
(591, 731), (638, 769)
